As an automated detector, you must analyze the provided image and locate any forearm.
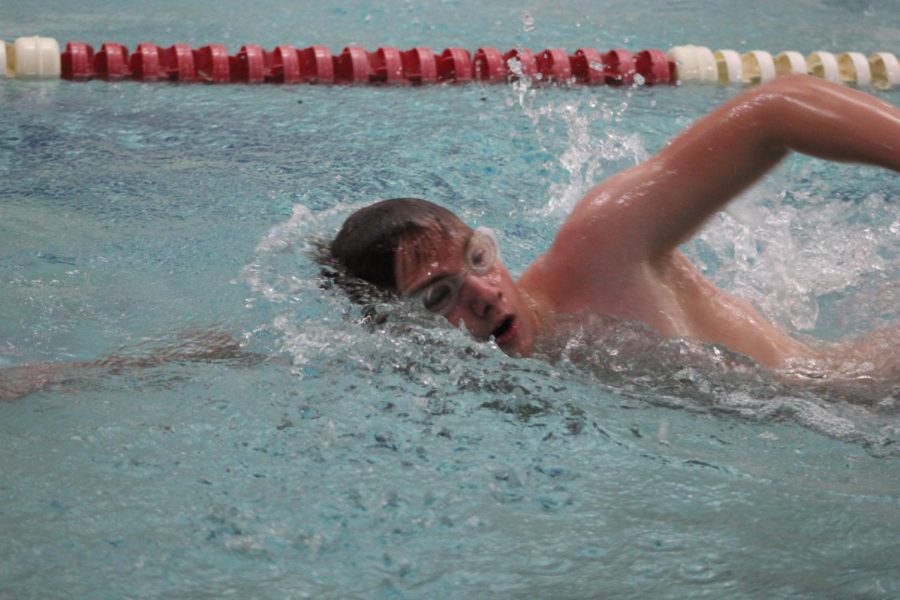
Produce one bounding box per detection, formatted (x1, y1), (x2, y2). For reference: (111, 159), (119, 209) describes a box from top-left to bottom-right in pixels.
(0, 331), (257, 401)
(756, 75), (900, 172)
(573, 76), (899, 257)
(0, 361), (96, 401)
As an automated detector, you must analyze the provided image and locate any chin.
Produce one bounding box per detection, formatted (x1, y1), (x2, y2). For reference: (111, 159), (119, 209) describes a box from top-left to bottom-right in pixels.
(501, 329), (534, 358)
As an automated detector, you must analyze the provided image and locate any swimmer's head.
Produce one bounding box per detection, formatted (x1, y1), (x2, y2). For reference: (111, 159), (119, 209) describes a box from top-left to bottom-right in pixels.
(331, 198), (470, 291)
(331, 198), (537, 356)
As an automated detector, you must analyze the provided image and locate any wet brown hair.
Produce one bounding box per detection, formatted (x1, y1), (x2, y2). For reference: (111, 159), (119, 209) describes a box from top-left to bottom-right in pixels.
(330, 198), (468, 292)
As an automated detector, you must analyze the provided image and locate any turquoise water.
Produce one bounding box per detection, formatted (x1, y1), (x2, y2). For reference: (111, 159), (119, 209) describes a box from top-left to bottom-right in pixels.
(2, 1), (900, 598)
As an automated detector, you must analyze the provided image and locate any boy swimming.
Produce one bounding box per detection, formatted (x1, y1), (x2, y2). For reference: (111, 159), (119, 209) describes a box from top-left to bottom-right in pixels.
(331, 76), (900, 376)
(3, 76), (897, 401)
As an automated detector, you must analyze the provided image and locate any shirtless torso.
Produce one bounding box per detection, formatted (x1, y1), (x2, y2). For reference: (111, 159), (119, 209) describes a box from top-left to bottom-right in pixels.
(511, 75), (900, 371)
(520, 249), (811, 369)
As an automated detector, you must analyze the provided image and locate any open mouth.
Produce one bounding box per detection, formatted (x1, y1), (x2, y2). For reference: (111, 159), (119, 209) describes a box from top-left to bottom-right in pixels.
(492, 316), (516, 343)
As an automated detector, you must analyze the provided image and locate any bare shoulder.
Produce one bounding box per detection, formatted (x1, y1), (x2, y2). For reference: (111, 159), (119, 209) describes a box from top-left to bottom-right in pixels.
(542, 166), (659, 275)
(517, 214), (642, 317)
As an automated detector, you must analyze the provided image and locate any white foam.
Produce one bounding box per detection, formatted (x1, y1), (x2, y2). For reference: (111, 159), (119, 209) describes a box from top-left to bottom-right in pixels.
(696, 185), (889, 333)
(513, 95), (647, 218)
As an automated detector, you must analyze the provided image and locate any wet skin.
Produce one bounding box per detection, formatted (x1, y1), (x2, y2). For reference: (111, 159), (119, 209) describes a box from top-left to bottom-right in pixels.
(396, 76), (900, 371)
(393, 226), (539, 357)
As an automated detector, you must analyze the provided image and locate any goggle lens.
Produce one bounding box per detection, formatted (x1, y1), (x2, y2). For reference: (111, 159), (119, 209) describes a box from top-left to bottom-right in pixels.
(417, 227), (499, 316)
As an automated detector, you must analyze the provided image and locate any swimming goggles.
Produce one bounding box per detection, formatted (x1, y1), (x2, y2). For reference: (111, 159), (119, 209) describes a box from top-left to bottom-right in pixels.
(414, 226), (499, 316)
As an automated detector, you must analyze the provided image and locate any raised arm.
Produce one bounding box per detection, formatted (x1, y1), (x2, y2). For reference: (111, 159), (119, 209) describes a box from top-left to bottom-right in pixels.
(560, 75), (900, 261)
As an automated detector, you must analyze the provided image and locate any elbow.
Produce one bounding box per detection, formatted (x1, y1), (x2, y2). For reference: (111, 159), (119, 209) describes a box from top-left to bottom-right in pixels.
(743, 74), (833, 114)
(736, 75), (838, 153)
(756, 73), (831, 97)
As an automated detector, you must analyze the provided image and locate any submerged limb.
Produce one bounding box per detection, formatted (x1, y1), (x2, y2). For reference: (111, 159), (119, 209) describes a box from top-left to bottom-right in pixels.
(826, 325), (900, 384)
(89, 330), (255, 370)
(0, 361), (95, 401)
(777, 325), (900, 402)
(0, 329), (268, 402)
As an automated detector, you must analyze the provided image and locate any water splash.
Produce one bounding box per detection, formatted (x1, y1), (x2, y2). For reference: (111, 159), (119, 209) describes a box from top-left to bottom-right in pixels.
(509, 88), (647, 218)
(521, 11), (535, 33)
(693, 185), (894, 335)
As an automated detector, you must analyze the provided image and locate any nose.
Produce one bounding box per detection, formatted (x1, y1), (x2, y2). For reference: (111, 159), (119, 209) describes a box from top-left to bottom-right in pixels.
(461, 274), (502, 319)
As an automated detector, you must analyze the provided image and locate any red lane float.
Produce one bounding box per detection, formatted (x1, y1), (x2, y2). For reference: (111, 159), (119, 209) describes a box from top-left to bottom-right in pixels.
(61, 42), (95, 80)
(369, 47), (403, 83)
(537, 48), (571, 82)
(503, 48), (538, 79)
(401, 47), (438, 84)
(165, 43), (196, 81)
(230, 44), (264, 82)
(571, 48), (605, 84)
(439, 48), (473, 82)
(195, 44), (230, 83)
(300, 45), (334, 83)
(269, 45), (301, 83)
(129, 43), (162, 81)
(58, 41), (683, 86)
(474, 47), (506, 81)
(602, 49), (636, 84)
(94, 42), (129, 80)
(335, 46), (369, 83)
(635, 49), (673, 85)
(129, 43), (198, 81)
(35, 39), (892, 88)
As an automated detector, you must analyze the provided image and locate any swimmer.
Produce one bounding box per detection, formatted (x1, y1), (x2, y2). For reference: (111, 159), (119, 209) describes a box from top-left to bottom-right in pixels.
(3, 76), (896, 402)
(331, 76), (900, 378)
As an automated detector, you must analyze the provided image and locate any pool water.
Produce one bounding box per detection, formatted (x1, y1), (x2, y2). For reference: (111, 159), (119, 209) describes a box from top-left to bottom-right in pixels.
(2, 1), (900, 598)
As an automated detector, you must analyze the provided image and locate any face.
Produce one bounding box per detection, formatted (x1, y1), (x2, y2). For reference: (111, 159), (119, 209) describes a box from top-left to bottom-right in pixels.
(394, 225), (536, 356)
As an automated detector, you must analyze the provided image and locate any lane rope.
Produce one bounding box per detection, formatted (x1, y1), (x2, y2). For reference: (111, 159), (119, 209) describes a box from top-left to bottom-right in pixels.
(2, 37), (897, 89)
